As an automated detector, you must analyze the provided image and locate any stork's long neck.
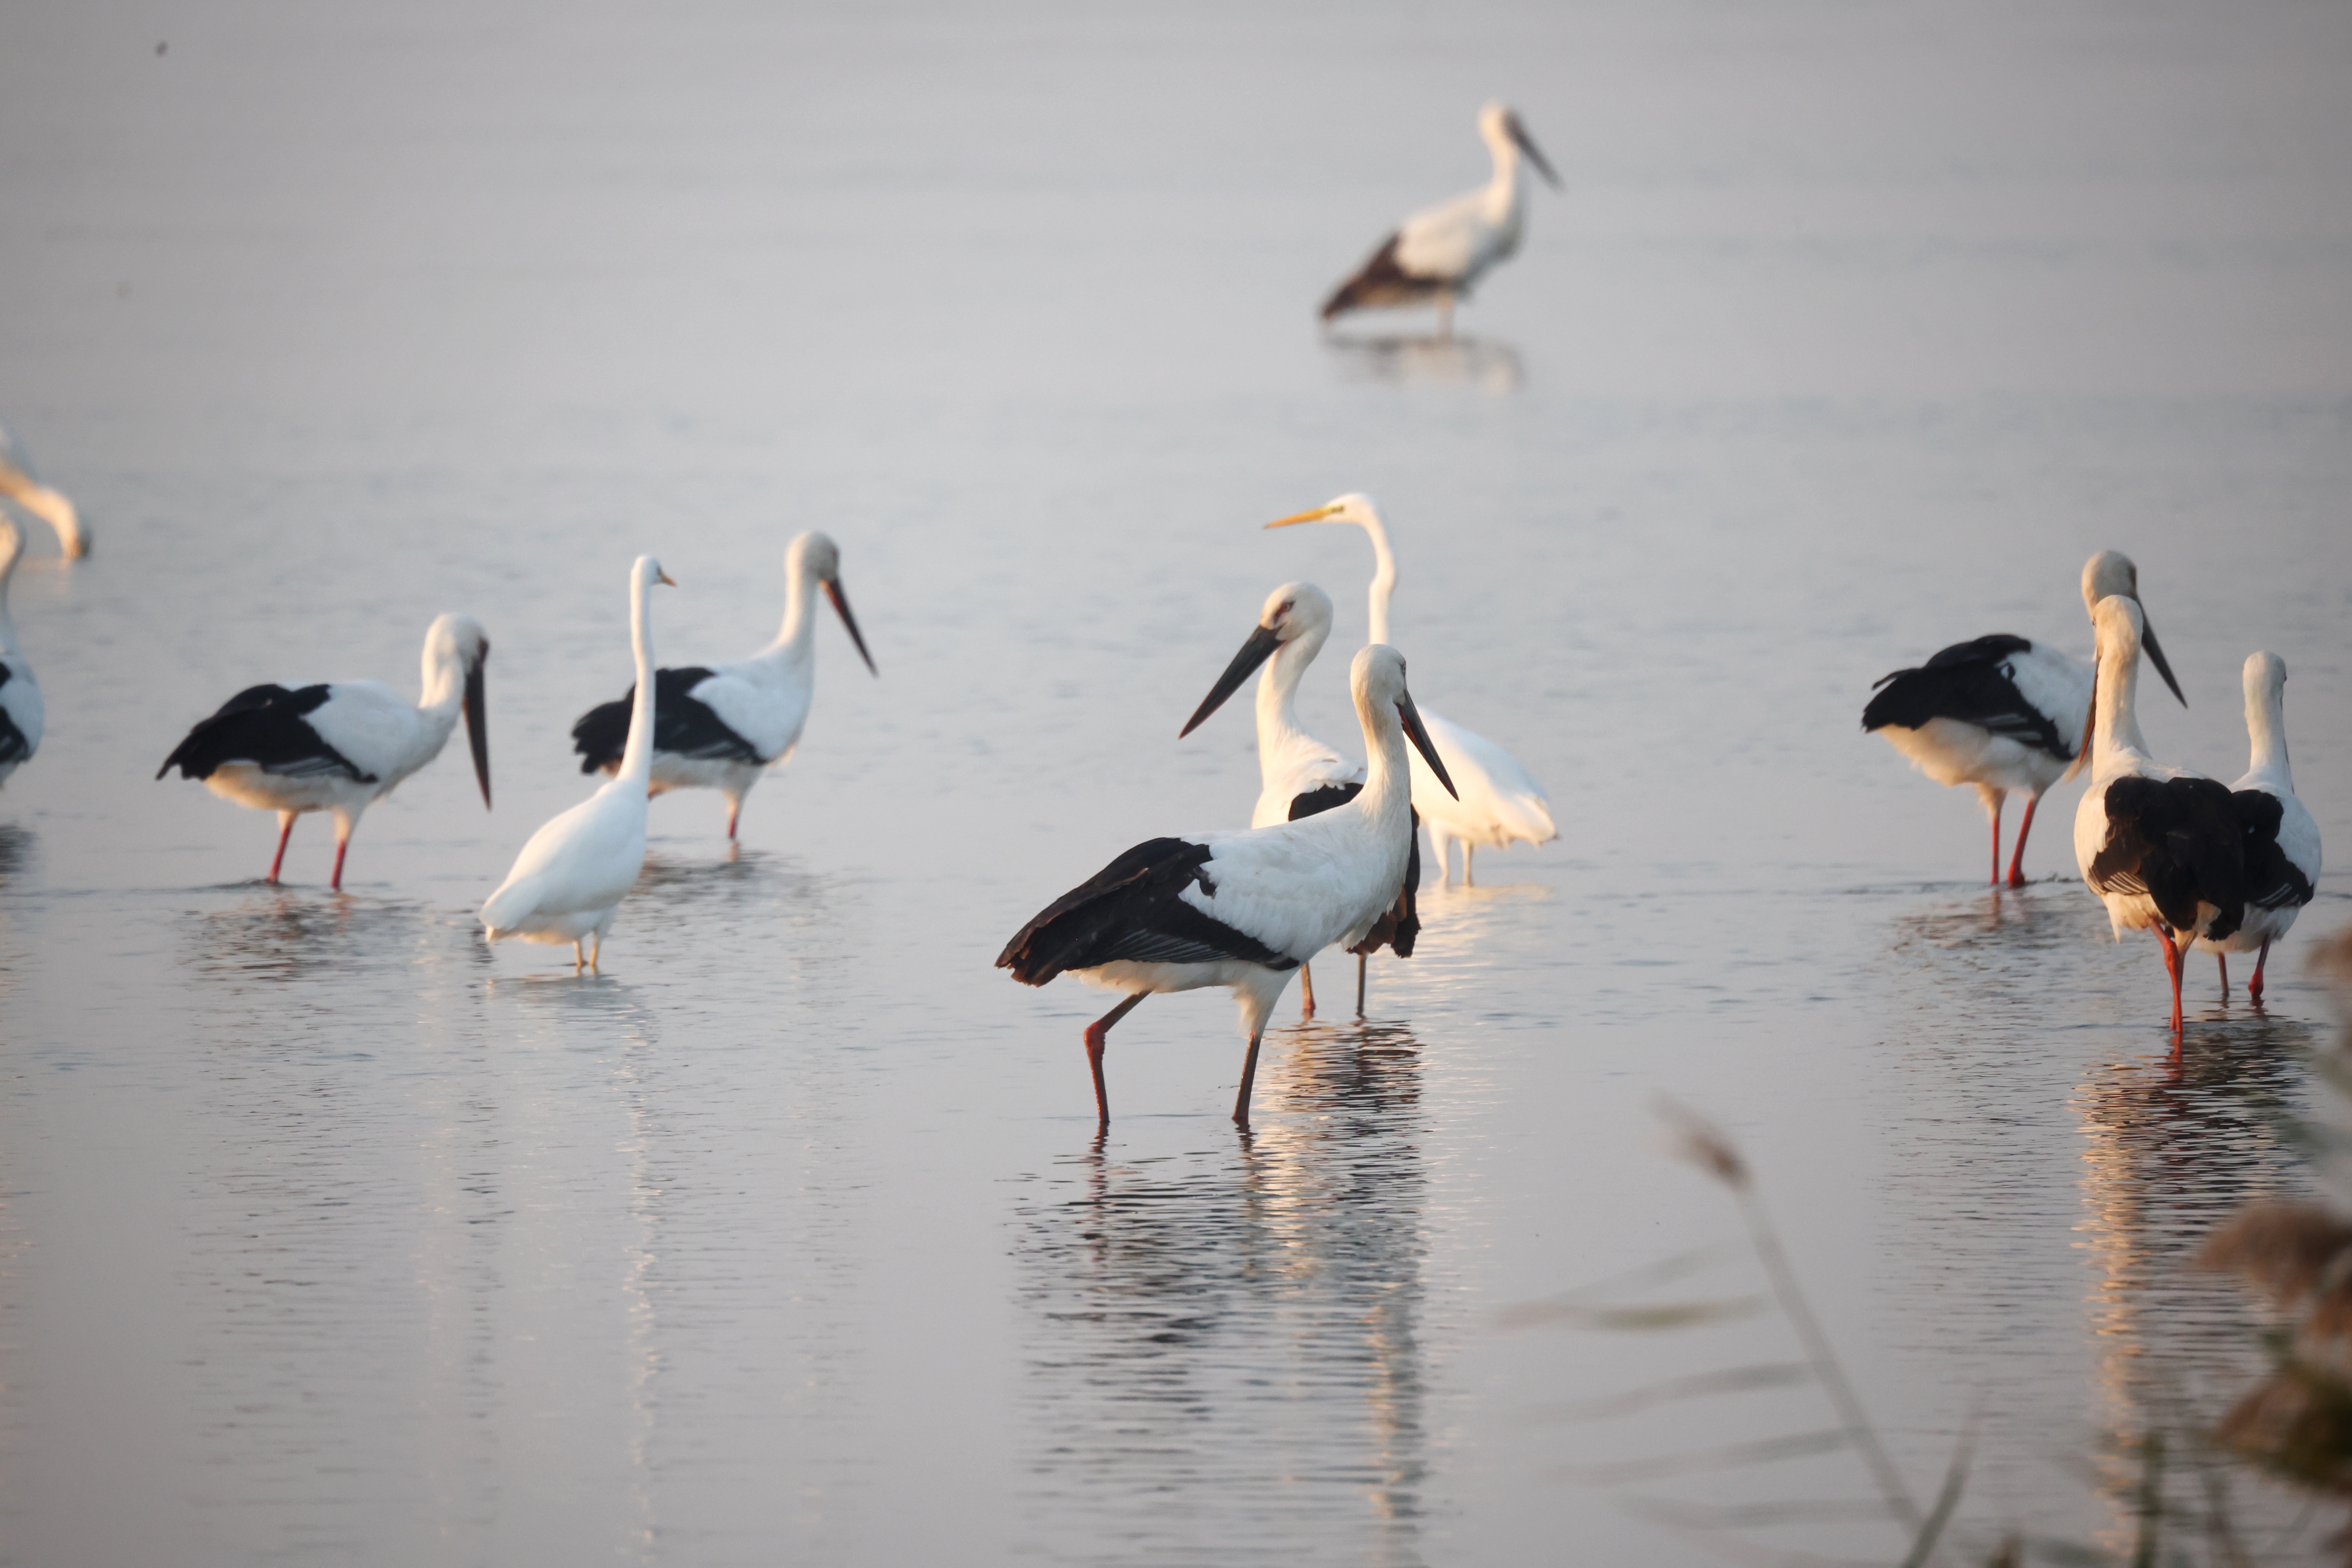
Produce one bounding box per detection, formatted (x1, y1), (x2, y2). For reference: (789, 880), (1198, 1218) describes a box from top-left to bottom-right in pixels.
(1353, 687), (1414, 834)
(1254, 622), (1330, 779)
(2091, 636), (2152, 774)
(1358, 517), (1398, 646)
(755, 555), (818, 670)
(617, 574), (658, 786)
(0, 532), (20, 655)
(2246, 675), (2291, 785)
(1482, 134), (1523, 220)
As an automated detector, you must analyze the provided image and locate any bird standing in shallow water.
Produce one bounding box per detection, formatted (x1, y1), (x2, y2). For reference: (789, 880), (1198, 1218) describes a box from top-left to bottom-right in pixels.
(1864, 550), (2183, 887)
(0, 519), (45, 790)
(570, 531), (873, 842)
(998, 645), (1456, 1129)
(1321, 102), (1561, 338)
(2073, 595), (2247, 1043)
(1178, 581), (1420, 1017)
(485, 557), (673, 973)
(2193, 652), (2320, 1003)
(157, 614), (492, 889)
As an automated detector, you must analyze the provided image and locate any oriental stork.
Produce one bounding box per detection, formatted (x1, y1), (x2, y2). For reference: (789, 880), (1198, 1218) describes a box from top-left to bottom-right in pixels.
(2073, 595), (2248, 1042)
(1321, 102), (1561, 337)
(570, 530), (874, 841)
(1266, 493), (1555, 883)
(0, 425), (88, 560)
(484, 556), (674, 972)
(1178, 581), (1422, 1017)
(1866, 550), (2183, 887)
(2193, 652), (2320, 1003)
(998, 644), (1456, 1128)
(0, 519), (44, 789)
(157, 613), (492, 889)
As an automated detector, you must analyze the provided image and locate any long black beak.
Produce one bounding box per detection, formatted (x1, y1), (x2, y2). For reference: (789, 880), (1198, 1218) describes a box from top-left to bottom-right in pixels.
(1180, 623), (1282, 738)
(824, 579), (878, 676)
(464, 653), (492, 809)
(1397, 690), (1458, 799)
(1507, 113), (1563, 190)
(2137, 608), (2185, 707)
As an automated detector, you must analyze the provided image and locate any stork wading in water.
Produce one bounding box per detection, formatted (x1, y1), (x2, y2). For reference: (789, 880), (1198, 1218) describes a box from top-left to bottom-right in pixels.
(1266, 494), (1555, 884)
(0, 519), (45, 789)
(571, 531), (874, 841)
(2192, 653), (2320, 1003)
(485, 557), (674, 972)
(1177, 581), (1421, 1018)
(2072, 595), (2248, 1043)
(1321, 102), (1561, 338)
(998, 645), (1457, 1129)
(0, 425), (89, 560)
(1866, 550), (2183, 887)
(157, 613), (492, 889)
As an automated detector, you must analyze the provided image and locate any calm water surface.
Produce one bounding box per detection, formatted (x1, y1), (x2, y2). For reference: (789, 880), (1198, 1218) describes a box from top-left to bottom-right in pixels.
(4, 1), (2352, 1563)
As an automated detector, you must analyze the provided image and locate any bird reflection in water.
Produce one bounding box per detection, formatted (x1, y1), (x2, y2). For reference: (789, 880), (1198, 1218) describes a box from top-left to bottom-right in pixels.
(1014, 1019), (1432, 1566)
(2073, 1014), (2320, 1548)
(183, 889), (440, 987)
(1323, 333), (1523, 394)
(0, 823), (31, 881)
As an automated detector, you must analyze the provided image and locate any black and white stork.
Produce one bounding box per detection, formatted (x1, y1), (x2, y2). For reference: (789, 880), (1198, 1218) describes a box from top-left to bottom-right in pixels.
(157, 614), (492, 888)
(998, 644), (1456, 1129)
(0, 519), (44, 790)
(1178, 581), (1422, 1017)
(2072, 595), (2248, 1041)
(2193, 652), (2321, 1002)
(570, 530), (874, 840)
(1865, 549), (2184, 887)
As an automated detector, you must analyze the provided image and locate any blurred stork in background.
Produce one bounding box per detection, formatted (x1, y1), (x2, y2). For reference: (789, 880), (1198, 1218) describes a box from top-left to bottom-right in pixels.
(0, 425), (89, 560)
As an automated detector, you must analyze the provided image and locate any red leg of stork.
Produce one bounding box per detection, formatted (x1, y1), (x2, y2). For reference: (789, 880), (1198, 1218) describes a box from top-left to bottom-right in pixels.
(329, 826), (352, 891)
(1299, 963), (1316, 1020)
(2250, 937), (2273, 1005)
(1234, 1026), (1269, 1127)
(2005, 795), (2040, 888)
(265, 812), (297, 884)
(2217, 953), (2230, 998)
(1083, 993), (1146, 1126)
(726, 798), (740, 840)
(2156, 926), (2185, 1041)
(1988, 796), (2004, 886)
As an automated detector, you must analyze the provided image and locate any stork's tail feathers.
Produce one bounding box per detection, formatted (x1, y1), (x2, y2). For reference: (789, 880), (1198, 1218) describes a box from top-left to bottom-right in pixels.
(1321, 234), (1442, 320)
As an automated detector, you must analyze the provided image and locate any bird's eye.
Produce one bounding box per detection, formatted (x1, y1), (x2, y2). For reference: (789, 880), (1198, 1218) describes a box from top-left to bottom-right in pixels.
(1279, 601), (1295, 615)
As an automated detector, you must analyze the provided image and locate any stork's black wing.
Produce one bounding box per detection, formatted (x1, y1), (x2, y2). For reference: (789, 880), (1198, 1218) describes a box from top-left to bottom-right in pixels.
(156, 683), (375, 783)
(2090, 775), (2248, 940)
(1283, 783), (1425, 960)
(1862, 635), (2069, 757)
(2231, 789), (2317, 913)
(570, 666), (763, 774)
(1321, 234), (1448, 319)
(997, 837), (1299, 986)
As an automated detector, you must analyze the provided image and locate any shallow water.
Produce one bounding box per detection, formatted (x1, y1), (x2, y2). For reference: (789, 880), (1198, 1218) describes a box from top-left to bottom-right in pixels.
(5, 1), (2352, 1563)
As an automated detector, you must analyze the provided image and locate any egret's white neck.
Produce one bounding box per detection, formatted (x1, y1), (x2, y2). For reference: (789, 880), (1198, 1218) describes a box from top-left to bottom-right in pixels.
(617, 575), (659, 785)
(1355, 515), (1399, 646)
(2245, 674), (2291, 784)
(2091, 640), (2152, 776)
(1254, 621), (1331, 768)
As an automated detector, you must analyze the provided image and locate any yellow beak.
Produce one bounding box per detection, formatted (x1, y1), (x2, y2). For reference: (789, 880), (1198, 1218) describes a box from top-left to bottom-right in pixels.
(1264, 505), (1337, 530)
(658, 570), (679, 586)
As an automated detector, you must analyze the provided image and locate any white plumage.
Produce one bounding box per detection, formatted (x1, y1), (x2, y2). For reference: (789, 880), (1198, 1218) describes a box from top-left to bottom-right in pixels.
(1267, 492), (1557, 883)
(157, 613), (492, 888)
(2192, 652), (2322, 1002)
(0, 425), (88, 561)
(569, 531), (874, 840)
(1320, 102), (1562, 336)
(1180, 582), (1363, 829)
(0, 519), (45, 790)
(999, 644), (1458, 1127)
(484, 556), (674, 972)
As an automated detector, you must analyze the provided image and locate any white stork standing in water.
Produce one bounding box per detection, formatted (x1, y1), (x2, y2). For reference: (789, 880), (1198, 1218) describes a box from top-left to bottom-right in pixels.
(2072, 595), (2249, 1043)
(1177, 582), (1424, 1017)
(0, 425), (89, 560)
(998, 644), (1456, 1128)
(1864, 550), (2184, 887)
(1320, 102), (1562, 338)
(484, 556), (674, 972)
(157, 613), (492, 889)
(2193, 652), (2321, 1003)
(1266, 494), (1555, 883)
(0, 519), (45, 789)
(570, 531), (873, 841)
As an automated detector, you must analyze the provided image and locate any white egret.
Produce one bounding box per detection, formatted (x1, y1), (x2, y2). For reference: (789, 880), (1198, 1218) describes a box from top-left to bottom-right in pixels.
(0, 519), (44, 789)
(1266, 493), (1555, 883)
(1321, 102), (1562, 337)
(1865, 550), (2183, 886)
(2192, 653), (2320, 1002)
(570, 531), (873, 840)
(0, 425), (89, 560)
(2072, 596), (2248, 1040)
(484, 557), (675, 972)
(998, 645), (1456, 1127)
(158, 614), (492, 889)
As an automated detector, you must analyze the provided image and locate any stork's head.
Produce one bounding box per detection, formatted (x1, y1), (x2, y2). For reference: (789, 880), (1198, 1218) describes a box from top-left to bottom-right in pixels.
(1479, 102), (1561, 189)
(1352, 644), (1458, 799)
(2080, 550), (2183, 707)
(789, 529), (877, 675)
(425, 613), (494, 809)
(1177, 582), (1334, 739)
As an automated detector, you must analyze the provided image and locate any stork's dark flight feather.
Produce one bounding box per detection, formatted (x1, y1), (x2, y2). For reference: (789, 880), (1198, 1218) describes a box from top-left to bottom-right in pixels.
(2231, 789), (2317, 913)
(996, 837), (1300, 987)
(570, 666), (763, 774)
(1285, 783), (1423, 959)
(1862, 635), (2071, 758)
(2089, 775), (2248, 940)
(0, 705), (26, 767)
(1321, 234), (1449, 319)
(156, 684), (376, 784)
